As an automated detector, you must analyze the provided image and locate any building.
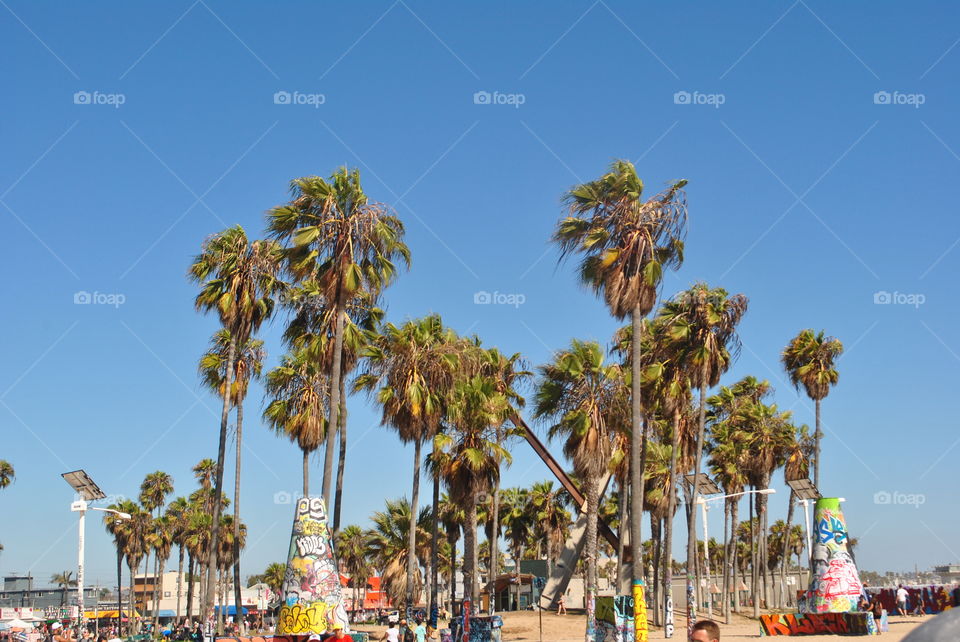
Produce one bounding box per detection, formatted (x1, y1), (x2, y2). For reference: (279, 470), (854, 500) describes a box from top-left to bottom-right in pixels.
(933, 564), (960, 583)
(133, 571), (270, 619)
(0, 576), (99, 612)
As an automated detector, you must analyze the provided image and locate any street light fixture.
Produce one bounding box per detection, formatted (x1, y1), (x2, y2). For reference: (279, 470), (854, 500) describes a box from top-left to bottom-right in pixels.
(62, 470), (129, 631)
(695, 488), (776, 622)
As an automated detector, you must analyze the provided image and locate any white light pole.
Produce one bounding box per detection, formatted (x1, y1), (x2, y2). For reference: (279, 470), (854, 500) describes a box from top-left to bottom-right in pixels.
(70, 500), (131, 631)
(696, 488), (775, 622)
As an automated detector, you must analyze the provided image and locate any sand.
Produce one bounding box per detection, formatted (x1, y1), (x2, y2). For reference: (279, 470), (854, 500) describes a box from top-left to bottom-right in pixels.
(356, 610), (928, 640)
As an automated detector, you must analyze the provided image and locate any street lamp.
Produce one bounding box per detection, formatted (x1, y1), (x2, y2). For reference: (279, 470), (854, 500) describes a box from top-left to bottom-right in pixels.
(695, 488), (776, 622)
(62, 470), (130, 632)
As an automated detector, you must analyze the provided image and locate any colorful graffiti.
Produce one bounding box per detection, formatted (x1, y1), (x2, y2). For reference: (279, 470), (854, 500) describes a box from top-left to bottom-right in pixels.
(216, 636), (371, 642)
(801, 498), (864, 614)
(759, 612), (878, 636)
(686, 577), (696, 640)
(276, 497), (349, 634)
(872, 585), (958, 614)
(596, 596), (634, 642)
(632, 580), (648, 642)
(664, 593), (674, 638)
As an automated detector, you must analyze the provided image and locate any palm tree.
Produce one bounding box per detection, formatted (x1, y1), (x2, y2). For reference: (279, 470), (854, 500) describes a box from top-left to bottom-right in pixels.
(139, 471), (173, 625)
(148, 516), (174, 632)
(433, 375), (512, 607)
(527, 481), (571, 579)
(354, 315), (459, 610)
(779, 423), (813, 606)
(534, 339), (627, 637)
(337, 525), (372, 612)
(554, 160), (687, 592)
(166, 496), (191, 621)
(51, 571), (77, 606)
(188, 225), (284, 624)
(200, 328), (266, 630)
(267, 168), (411, 512)
(264, 348), (329, 495)
(0, 460), (13, 488)
(104, 500), (136, 632)
(500, 487), (531, 610)
(437, 493), (465, 613)
(261, 562), (286, 598)
(367, 498), (432, 607)
(656, 284), (747, 609)
(123, 504), (152, 630)
(781, 329), (843, 488)
(193, 459), (216, 490)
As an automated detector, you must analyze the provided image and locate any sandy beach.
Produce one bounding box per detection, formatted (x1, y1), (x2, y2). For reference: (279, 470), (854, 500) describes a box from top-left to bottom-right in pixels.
(357, 611), (928, 641)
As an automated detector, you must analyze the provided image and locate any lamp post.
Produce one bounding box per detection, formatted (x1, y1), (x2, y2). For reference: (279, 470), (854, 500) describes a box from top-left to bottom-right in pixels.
(695, 488), (776, 624)
(62, 470), (129, 633)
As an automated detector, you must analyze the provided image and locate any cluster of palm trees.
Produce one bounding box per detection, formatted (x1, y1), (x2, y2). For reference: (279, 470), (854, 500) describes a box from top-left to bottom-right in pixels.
(181, 160), (843, 636)
(102, 462), (246, 635)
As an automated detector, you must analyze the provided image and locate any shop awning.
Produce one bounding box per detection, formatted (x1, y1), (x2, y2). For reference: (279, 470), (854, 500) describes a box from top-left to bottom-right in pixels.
(212, 606), (247, 616)
(82, 610), (140, 619)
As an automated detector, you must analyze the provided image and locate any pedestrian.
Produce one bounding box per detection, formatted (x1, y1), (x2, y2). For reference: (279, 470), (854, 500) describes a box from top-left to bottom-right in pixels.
(896, 585), (909, 616)
(556, 595), (566, 616)
(381, 621), (399, 642)
(910, 593), (928, 616)
(398, 618), (414, 642)
(690, 619), (721, 642)
(330, 624), (352, 642)
(413, 616), (426, 642)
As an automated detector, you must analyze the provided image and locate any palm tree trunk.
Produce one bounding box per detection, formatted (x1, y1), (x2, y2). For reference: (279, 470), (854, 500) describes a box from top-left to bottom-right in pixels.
(629, 306), (645, 605)
(730, 499), (740, 613)
(663, 408), (681, 638)
(176, 545), (185, 622)
(814, 399), (821, 489)
(233, 399), (245, 633)
(616, 481), (627, 590)
(322, 300), (346, 508)
(430, 467), (440, 622)
(465, 494), (479, 606)
(447, 531), (458, 614)
(687, 377), (708, 614)
(722, 499), (730, 623)
(584, 474), (599, 642)
(758, 472), (771, 612)
(334, 380), (348, 532)
(650, 513), (661, 627)
(186, 554), (195, 622)
(489, 478), (500, 614)
(780, 491), (796, 608)
(116, 549), (123, 634)
(407, 437), (423, 610)
(205, 335), (236, 628)
(127, 562), (135, 633)
(302, 449), (309, 497)
(153, 544), (161, 634)
(750, 490), (759, 618)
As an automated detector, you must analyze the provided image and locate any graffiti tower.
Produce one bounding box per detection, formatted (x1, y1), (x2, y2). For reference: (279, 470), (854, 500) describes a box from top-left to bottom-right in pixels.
(802, 497), (864, 614)
(276, 497), (350, 635)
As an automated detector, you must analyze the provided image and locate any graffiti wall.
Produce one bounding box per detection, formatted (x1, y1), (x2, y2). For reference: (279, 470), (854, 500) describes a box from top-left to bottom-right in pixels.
(801, 498), (864, 614)
(759, 612), (878, 636)
(276, 497), (349, 635)
(595, 596), (634, 642)
(217, 637), (371, 642)
(873, 585), (958, 614)
(632, 580), (648, 642)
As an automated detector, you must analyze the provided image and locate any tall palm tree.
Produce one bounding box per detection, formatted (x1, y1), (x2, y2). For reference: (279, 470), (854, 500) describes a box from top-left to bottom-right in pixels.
(124, 505), (152, 630)
(354, 315), (459, 610)
(267, 168), (411, 511)
(500, 487), (531, 610)
(165, 496), (191, 621)
(188, 225), (284, 624)
(51, 571), (77, 606)
(527, 481), (571, 579)
(148, 516), (174, 632)
(436, 493), (465, 612)
(263, 348), (329, 495)
(193, 459), (216, 490)
(200, 328), (266, 630)
(367, 498), (432, 607)
(656, 284), (747, 611)
(781, 329), (843, 488)
(0, 460), (13, 488)
(534, 339), (627, 638)
(140, 471), (173, 624)
(779, 423), (812, 606)
(433, 375), (512, 607)
(336, 525), (372, 611)
(554, 160), (687, 593)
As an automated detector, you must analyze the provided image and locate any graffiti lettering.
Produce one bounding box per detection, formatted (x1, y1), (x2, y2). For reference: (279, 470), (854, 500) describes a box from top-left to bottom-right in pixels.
(295, 535), (327, 557)
(664, 595), (674, 638)
(277, 603), (329, 634)
(759, 612), (877, 636)
(296, 497), (327, 521)
(633, 580), (648, 642)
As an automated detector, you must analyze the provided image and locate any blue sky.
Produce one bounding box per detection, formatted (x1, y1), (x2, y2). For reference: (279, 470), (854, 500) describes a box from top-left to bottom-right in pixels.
(2, 1), (958, 588)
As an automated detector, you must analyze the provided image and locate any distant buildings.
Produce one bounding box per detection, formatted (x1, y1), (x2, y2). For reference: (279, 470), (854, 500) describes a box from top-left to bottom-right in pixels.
(0, 576), (100, 611)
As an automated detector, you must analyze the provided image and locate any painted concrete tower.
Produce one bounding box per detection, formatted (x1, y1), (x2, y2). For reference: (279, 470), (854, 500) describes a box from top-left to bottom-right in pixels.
(276, 497), (350, 634)
(802, 497), (864, 613)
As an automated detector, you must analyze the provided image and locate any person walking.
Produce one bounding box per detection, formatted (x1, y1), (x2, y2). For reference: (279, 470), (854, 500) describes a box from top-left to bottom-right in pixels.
(556, 595), (566, 616)
(380, 622), (400, 642)
(896, 585), (909, 616)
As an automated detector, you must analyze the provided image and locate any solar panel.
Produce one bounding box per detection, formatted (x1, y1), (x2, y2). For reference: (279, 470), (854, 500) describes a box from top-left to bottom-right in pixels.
(787, 477), (820, 500)
(61, 470), (106, 501)
(685, 473), (722, 496)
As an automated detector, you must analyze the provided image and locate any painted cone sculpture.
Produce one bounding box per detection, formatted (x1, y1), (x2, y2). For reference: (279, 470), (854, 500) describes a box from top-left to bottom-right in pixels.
(276, 497), (350, 634)
(802, 497), (864, 613)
